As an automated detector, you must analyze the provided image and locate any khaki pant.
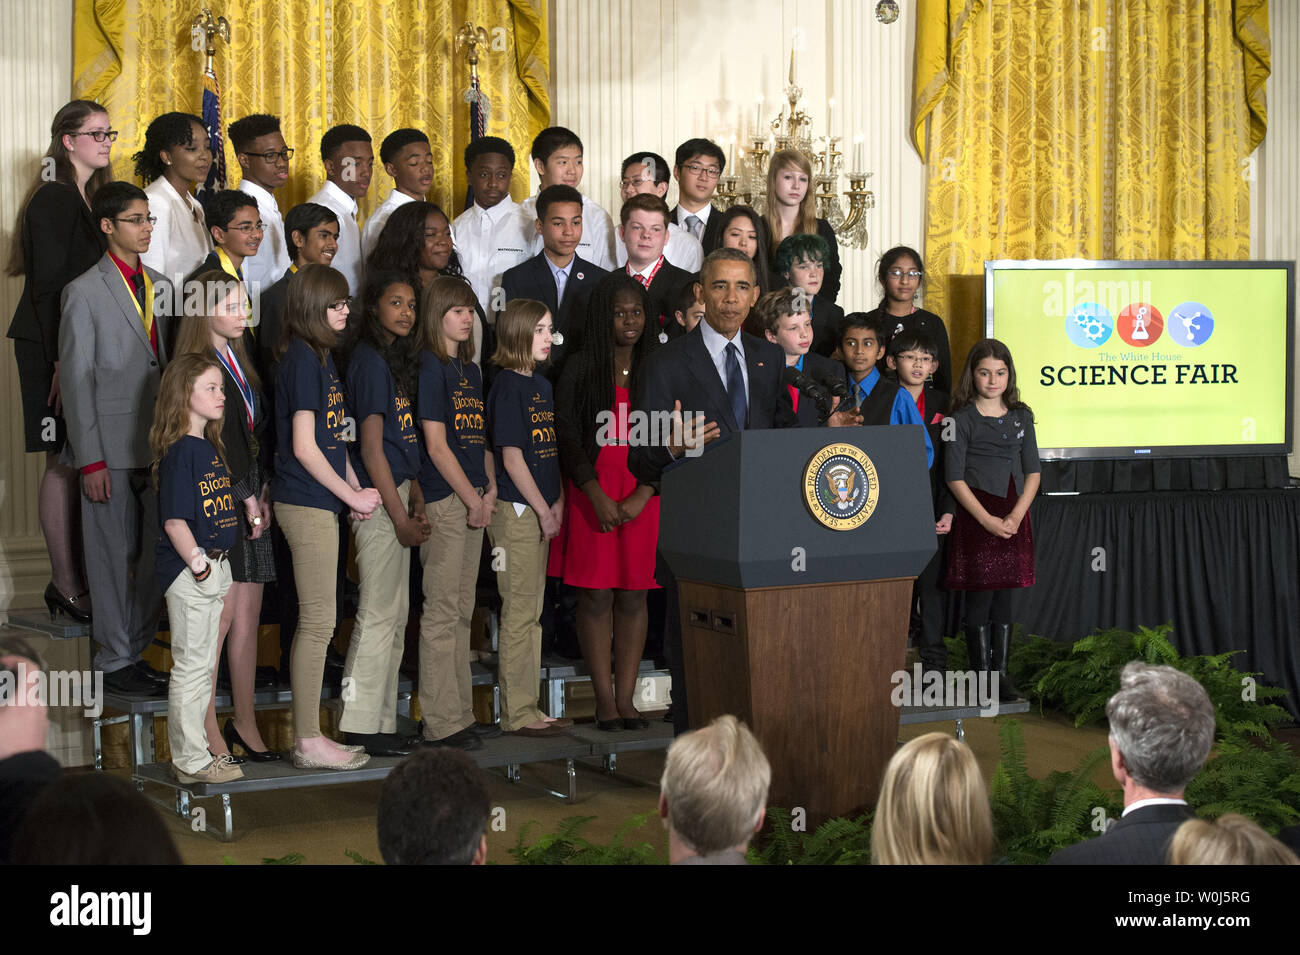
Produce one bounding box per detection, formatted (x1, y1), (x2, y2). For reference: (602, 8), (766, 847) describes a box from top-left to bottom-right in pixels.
(487, 503), (548, 731)
(418, 492), (484, 740)
(277, 502), (339, 739)
(165, 558), (233, 773)
(340, 480), (412, 734)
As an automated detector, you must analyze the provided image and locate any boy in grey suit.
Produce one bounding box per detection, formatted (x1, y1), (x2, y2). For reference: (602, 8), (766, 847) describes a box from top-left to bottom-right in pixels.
(59, 182), (174, 696)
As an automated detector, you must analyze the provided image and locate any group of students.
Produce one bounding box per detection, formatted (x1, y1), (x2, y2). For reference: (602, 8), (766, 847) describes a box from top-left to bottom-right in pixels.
(8, 98), (1042, 785)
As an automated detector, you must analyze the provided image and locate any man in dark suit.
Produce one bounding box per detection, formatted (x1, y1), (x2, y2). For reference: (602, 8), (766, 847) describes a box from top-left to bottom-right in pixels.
(670, 138), (727, 252)
(631, 250), (859, 734)
(1049, 662), (1215, 865)
(618, 194), (696, 344)
(59, 182), (173, 696)
(500, 184), (606, 378)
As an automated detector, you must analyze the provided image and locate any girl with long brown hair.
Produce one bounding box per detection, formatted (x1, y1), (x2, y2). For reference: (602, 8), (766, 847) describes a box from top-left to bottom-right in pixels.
(6, 100), (116, 624)
(762, 149), (842, 304)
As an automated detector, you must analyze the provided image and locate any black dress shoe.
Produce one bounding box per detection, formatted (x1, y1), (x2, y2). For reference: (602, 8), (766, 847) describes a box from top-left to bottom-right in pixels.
(621, 717), (650, 731)
(103, 667), (164, 696)
(468, 721), (502, 739)
(134, 661), (170, 685)
(596, 719), (624, 732)
(44, 582), (91, 623)
(419, 727), (483, 750)
(222, 719), (282, 762)
(345, 732), (415, 757)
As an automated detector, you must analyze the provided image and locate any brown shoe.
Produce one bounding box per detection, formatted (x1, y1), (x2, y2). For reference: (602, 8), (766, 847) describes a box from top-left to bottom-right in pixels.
(507, 723), (569, 738)
(174, 755), (244, 784)
(543, 717), (574, 728)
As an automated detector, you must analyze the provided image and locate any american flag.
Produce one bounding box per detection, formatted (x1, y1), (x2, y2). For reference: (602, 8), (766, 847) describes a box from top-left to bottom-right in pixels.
(199, 66), (226, 197)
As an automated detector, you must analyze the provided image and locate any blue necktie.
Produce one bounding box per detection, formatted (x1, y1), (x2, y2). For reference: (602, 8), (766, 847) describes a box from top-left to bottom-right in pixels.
(725, 341), (747, 430)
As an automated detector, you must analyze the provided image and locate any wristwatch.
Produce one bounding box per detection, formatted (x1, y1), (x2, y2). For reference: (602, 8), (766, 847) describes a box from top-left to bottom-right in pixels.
(251, 515), (263, 526)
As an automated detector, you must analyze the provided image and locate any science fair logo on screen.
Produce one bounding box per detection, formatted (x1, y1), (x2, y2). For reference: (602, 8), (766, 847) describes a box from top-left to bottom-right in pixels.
(1116, 303), (1163, 347)
(1065, 302), (1112, 347)
(1168, 302), (1214, 346)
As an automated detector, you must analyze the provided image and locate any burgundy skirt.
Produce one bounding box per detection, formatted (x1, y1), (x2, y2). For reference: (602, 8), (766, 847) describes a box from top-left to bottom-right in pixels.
(944, 476), (1035, 590)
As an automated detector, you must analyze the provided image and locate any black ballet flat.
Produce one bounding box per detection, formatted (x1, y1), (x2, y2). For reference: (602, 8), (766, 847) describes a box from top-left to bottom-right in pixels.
(596, 719), (624, 732)
(621, 717), (650, 731)
(222, 719), (282, 762)
(44, 582), (91, 623)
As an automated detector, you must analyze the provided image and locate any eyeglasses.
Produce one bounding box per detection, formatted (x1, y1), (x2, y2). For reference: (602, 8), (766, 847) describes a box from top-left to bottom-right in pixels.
(243, 148), (294, 163)
(327, 300), (350, 312)
(887, 269), (923, 280)
(71, 129), (118, 143)
(226, 221), (266, 234)
(682, 162), (721, 180)
(620, 177), (654, 190)
(894, 352), (932, 364)
(113, 215), (157, 226)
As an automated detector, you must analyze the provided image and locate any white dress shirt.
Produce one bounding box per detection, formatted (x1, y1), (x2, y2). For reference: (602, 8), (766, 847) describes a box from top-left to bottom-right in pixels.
(307, 179), (363, 296)
(140, 177), (211, 283)
(361, 189), (416, 260)
(451, 197), (534, 315)
(615, 221), (704, 272)
(237, 179), (290, 305)
(676, 202), (715, 241)
(1121, 797), (1188, 817)
(519, 192), (616, 271)
(699, 317), (749, 398)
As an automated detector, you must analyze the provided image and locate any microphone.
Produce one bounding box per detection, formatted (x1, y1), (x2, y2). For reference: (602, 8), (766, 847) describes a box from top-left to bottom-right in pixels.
(782, 366), (832, 421)
(813, 368), (854, 406)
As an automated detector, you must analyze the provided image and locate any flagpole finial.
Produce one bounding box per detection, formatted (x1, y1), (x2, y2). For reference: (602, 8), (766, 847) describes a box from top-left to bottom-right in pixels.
(456, 21), (490, 81)
(192, 8), (231, 75)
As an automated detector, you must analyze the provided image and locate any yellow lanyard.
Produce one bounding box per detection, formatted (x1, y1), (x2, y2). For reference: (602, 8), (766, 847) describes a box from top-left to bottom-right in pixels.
(116, 265), (155, 340)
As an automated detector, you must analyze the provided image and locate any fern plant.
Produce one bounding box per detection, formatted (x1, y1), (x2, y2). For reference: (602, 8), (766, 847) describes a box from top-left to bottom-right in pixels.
(749, 807), (873, 865)
(1185, 735), (1300, 833)
(508, 813), (664, 865)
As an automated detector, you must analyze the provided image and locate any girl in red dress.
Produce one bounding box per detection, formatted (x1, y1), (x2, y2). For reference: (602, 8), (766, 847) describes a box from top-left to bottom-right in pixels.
(552, 273), (661, 731)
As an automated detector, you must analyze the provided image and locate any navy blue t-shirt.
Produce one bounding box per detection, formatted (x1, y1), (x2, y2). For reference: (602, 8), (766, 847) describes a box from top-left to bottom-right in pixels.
(156, 435), (238, 590)
(272, 338), (349, 511)
(417, 350), (487, 502)
(345, 340), (421, 487)
(488, 369), (560, 507)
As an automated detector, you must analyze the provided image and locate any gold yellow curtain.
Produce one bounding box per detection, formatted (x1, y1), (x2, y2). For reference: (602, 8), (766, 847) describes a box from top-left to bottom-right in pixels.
(912, 0), (1271, 374)
(72, 0), (549, 218)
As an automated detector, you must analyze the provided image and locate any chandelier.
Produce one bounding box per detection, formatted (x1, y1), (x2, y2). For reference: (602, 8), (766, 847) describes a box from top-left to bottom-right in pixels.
(715, 46), (875, 250)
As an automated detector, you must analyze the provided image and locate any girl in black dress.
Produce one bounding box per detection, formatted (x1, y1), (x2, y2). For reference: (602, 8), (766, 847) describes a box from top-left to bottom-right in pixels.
(874, 246), (953, 395)
(6, 100), (115, 623)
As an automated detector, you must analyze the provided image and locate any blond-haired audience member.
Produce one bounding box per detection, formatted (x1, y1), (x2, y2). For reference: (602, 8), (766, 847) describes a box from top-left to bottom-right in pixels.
(1168, 814), (1299, 865)
(872, 732), (994, 865)
(658, 715), (770, 865)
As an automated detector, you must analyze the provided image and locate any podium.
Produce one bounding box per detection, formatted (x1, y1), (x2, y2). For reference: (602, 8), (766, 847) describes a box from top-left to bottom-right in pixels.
(659, 426), (936, 819)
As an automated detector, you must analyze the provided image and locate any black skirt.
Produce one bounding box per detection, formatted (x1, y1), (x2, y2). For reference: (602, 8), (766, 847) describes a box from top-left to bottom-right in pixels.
(229, 456), (276, 584)
(14, 339), (65, 453)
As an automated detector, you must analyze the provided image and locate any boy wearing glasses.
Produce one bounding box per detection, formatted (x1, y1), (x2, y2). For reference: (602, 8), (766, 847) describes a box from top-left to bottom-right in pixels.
(670, 138), (727, 251)
(519, 127), (616, 270)
(886, 330), (952, 674)
(231, 115), (292, 306)
(615, 151), (703, 273)
(59, 182), (176, 696)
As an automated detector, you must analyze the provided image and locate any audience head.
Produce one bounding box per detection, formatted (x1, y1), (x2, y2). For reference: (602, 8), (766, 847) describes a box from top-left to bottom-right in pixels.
(619, 194), (671, 266)
(877, 245), (925, 309)
(285, 202), (340, 266)
(872, 733), (994, 865)
(421, 275), (479, 364)
(11, 772), (182, 865)
(378, 748), (490, 865)
(230, 113), (291, 190)
(132, 112), (210, 186)
(202, 189), (262, 258)
(1104, 662), (1215, 800)
(673, 138), (726, 207)
(535, 185), (584, 261)
(493, 298), (552, 373)
(321, 123), (374, 198)
(756, 287), (812, 359)
(1169, 814), (1300, 865)
(379, 128), (433, 197)
(530, 126), (584, 188)
(465, 136), (516, 209)
(658, 715), (770, 861)
(620, 151), (671, 201)
(838, 311), (889, 380)
(0, 632), (50, 761)
(775, 232), (830, 297)
(91, 181), (151, 256)
(673, 280), (705, 334)
(281, 262), (350, 360)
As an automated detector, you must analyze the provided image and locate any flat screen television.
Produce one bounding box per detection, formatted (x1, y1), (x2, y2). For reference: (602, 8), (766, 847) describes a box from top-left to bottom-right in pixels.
(985, 259), (1295, 460)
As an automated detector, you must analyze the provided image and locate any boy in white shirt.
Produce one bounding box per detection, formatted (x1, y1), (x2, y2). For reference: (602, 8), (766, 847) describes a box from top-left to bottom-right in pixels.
(518, 126), (615, 271)
(306, 124), (373, 296)
(670, 138), (727, 251)
(361, 128), (434, 259)
(450, 136), (533, 316)
(615, 151), (703, 272)
(230, 114), (292, 305)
